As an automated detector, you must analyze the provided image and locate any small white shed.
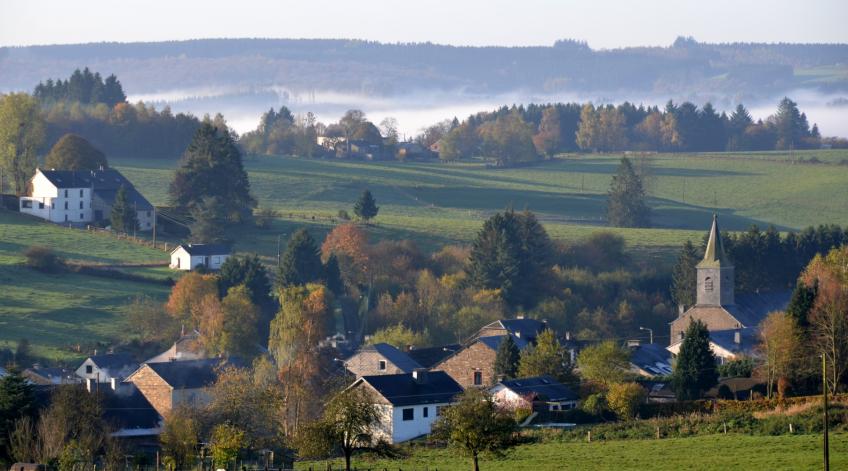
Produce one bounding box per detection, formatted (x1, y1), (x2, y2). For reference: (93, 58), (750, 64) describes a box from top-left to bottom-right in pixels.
(170, 243), (231, 271)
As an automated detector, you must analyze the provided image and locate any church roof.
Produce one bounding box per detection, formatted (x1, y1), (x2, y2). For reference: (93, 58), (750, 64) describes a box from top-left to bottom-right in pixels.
(698, 214), (732, 269)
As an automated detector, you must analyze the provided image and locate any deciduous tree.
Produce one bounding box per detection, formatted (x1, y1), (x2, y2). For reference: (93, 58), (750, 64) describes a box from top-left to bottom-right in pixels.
(517, 329), (571, 382)
(44, 134), (108, 171)
(576, 340), (631, 387)
(0, 93), (45, 195)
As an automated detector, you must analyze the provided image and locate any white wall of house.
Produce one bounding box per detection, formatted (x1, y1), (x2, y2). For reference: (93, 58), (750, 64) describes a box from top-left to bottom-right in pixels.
(20, 172), (93, 224)
(170, 248), (229, 271)
(386, 402), (450, 443)
(75, 359), (135, 383)
(667, 341), (739, 363)
(490, 386), (578, 411)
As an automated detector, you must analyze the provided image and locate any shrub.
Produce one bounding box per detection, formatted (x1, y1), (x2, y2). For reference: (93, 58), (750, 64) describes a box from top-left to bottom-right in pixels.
(607, 382), (647, 420)
(254, 207), (277, 229)
(581, 393), (608, 417)
(337, 209), (350, 220)
(24, 245), (65, 272)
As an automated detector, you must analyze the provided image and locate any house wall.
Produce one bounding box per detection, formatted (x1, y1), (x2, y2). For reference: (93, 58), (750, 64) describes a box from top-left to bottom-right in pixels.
(667, 340), (738, 363)
(346, 351), (408, 377)
(127, 366), (174, 416)
(20, 173), (93, 224)
(490, 386), (531, 410)
(171, 251), (229, 271)
(433, 341), (496, 389)
(92, 193), (154, 232)
(75, 360), (135, 383)
(389, 402), (451, 443)
(670, 306), (740, 344)
(170, 249), (192, 270)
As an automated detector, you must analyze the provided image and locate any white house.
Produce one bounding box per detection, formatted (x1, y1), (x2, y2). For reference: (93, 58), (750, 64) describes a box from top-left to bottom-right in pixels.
(490, 375), (579, 412)
(76, 353), (139, 383)
(19, 168), (154, 230)
(169, 243), (231, 271)
(348, 369), (463, 444)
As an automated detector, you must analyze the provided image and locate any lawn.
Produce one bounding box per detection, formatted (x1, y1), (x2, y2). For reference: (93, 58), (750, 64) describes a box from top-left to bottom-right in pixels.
(296, 432), (847, 470)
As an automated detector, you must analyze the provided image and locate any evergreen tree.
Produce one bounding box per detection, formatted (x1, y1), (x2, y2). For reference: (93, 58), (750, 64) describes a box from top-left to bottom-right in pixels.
(514, 210), (553, 307)
(277, 229), (324, 287)
(467, 211), (522, 303)
(671, 320), (718, 400)
(323, 253), (345, 295)
(493, 334), (520, 380)
(217, 254), (272, 309)
(786, 280), (817, 329)
(110, 184), (138, 234)
(170, 122), (256, 221)
(353, 189), (379, 222)
(189, 196), (228, 244)
(607, 157), (650, 228)
(0, 369), (36, 462)
(671, 240), (700, 309)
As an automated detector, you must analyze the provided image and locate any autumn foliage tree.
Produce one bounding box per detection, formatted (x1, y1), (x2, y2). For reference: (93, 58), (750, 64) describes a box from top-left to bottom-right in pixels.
(757, 311), (803, 399)
(321, 223), (370, 289)
(165, 272), (219, 328)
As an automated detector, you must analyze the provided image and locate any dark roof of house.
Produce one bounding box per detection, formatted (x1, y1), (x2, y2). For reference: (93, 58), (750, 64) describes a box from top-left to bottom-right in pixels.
(479, 318), (546, 340)
(359, 371), (463, 406)
(144, 358), (231, 389)
(24, 367), (77, 383)
(709, 328), (759, 355)
(407, 344), (462, 368)
(174, 243), (232, 256)
(629, 343), (673, 376)
(38, 168), (153, 209)
(727, 291), (792, 328)
(640, 380), (676, 399)
(88, 353), (137, 371)
(478, 334), (529, 351)
(100, 385), (161, 430)
(496, 375), (578, 402)
(362, 343), (422, 373)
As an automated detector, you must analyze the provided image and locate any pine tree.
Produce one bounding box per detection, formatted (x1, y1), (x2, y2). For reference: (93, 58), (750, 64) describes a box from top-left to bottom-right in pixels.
(786, 280), (817, 329)
(671, 240), (700, 309)
(277, 229), (324, 287)
(493, 335), (520, 380)
(353, 189), (379, 222)
(110, 184), (138, 234)
(671, 320), (718, 400)
(189, 196), (228, 244)
(323, 253), (344, 295)
(467, 211), (521, 303)
(0, 369), (36, 460)
(607, 157), (650, 228)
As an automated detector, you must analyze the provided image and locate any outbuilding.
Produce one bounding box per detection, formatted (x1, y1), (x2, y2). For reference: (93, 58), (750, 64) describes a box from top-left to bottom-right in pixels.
(169, 243), (231, 271)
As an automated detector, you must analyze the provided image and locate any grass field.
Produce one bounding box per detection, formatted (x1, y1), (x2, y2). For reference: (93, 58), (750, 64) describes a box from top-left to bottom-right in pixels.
(112, 149), (848, 260)
(0, 210), (171, 361)
(296, 432), (847, 470)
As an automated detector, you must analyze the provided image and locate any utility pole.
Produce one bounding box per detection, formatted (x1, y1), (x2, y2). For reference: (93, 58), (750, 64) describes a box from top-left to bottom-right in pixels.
(276, 234), (282, 268)
(152, 208), (157, 248)
(822, 353), (830, 471)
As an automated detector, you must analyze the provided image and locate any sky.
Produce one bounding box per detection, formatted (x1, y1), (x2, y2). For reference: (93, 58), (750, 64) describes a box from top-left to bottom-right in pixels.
(1, 0), (846, 48)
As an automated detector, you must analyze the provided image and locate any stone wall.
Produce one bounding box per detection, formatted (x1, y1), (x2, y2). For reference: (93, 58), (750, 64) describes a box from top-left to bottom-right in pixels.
(127, 366), (173, 416)
(432, 341), (496, 389)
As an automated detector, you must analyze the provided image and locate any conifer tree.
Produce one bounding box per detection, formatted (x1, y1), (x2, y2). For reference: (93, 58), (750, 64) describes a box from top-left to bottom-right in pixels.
(323, 253), (344, 295)
(278, 229), (324, 287)
(493, 334), (520, 380)
(110, 184), (138, 234)
(353, 189), (379, 222)
(607, 157), (650, 228)
(671, 240), (700, 309)
(189, 196), (228, 244)
(671, 320), (718, 400)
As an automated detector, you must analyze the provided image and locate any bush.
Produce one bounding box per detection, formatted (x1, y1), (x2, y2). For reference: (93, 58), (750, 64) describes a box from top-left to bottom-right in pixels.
(24, 245), (65, 272)
(581, 393), (608, 417)
(607, 382), (647, 420)
(338, 209), (350, 220)
(254, 207), (278, 229)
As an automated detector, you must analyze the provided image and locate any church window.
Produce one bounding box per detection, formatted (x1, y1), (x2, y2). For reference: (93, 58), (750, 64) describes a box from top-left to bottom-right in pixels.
(705, 277), (713, 291)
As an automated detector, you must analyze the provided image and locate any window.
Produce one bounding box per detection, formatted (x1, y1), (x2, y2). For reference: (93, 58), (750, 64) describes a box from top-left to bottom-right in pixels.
(473, 371), (482, 385)
(85, 365), (92, 374)
(38, 202), (44, 209)
(79, 201), (83, 209)
(705, 277), (713, 291)
(21, 200), (32, 209)
(80, 213), (84, 220)
(65, 214), (68, 222)
(64, 189), (68, 197)
(52, 202), (55, 209)
(79, 189), (83, 197)
(423, 407), (429, 418)
(64, 201), (68, 210)
(378, 360), (387, 371)
(402, 408), (414, 421)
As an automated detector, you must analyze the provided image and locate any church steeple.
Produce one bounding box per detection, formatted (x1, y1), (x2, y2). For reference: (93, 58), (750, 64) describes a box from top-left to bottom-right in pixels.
(696, 214), (735, 306)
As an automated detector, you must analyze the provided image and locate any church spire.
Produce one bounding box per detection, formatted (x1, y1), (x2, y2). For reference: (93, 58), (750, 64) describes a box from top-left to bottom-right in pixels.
(698, 214), (732, 268)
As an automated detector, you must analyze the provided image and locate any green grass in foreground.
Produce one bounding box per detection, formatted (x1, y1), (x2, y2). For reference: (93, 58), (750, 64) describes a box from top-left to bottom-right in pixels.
(297, 432), (847, 470)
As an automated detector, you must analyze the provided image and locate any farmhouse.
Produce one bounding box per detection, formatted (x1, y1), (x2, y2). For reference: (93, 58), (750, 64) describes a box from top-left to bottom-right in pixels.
(490, 375), (579, 412)
(19, 168), (154, 230)
(169, 243), (231, 271)
(76, 352), (138, 383)
(667, 215), (790, 362)
(344, 343), (423, 377)
(125, 358), (229, 416)
(433, 333), (529, 389)
(348, 369), (463, 444)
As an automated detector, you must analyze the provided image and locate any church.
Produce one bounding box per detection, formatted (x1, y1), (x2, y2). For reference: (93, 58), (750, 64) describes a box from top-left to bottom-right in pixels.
(667, 215), (791, 363)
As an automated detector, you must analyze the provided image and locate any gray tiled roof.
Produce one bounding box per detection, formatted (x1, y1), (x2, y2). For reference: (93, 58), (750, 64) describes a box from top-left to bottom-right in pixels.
(709, 328), (759, 355)
(407, 344), (462, 368)
(726, 291), (792, 328)
(40, 168), (153, 210)
(360, 371), (463, 406)
(146, 358), (233, 389)
(478, 334), (529, 351)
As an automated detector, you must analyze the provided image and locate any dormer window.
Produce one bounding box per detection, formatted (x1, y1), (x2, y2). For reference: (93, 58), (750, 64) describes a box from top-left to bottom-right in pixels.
(705, 277), (713, 291)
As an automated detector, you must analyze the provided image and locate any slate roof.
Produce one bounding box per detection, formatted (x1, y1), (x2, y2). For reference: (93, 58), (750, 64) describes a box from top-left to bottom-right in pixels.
(496, 375), (578, 402)
(89, 353), (137, 371)
(478, 334), (529, 351)
(145, 358), (230, 389)
(24, 367), (79, 384)
(100, 385), (161, 431)
(363, 343), (422, 373)
(358, 371), (463, 406)
(629, 343), (673, 376)
(407, 344), (462, 368)
(727, 291), (792, 328)
(39, 168), (153, 210)
(495, 318), (547, 339)
(709, 328), (759, 355)
(173, 243), (232, 256)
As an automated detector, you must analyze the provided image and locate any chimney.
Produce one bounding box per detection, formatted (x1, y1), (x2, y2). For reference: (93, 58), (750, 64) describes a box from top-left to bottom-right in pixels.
(412, 368), (429, 385)
(734, 330), (741, 345)
(111, 377), (119, 391)
(627, 339), (641, 348)
(564, 331), (572, 341)
(406, 344), (413, 352)
(515, 313), (525, 319)
(86, 378), (96, 393)
(678, 304), (685, 316)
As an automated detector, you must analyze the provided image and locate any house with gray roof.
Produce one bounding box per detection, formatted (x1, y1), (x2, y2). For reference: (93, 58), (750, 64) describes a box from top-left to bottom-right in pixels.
(668, 215), (791, 363)
(169, 243), (231, 271)
(76, 353), (138, 384)
(433, 333), (531, 389)
(124, 357), (233, 416)
(344, 343), (423, 378)
(20, 168), (154, 230)
(628, 342), (673, 377)
(348, 369), (463, 443)
(490, 375), (579, 412)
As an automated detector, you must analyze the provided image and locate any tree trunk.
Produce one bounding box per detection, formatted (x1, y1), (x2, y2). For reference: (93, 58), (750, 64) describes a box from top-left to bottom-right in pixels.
(472, 452), (479, 471)
(344, 450), (352, 471)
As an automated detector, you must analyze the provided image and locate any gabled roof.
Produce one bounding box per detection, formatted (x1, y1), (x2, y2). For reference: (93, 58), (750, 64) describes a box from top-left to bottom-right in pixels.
(142, 358), (231, 389)
(407, 344), (462, 369)
(357, 371), (463, 406)
(478, 334), (529, 352)
(708, 328), (759, 355)
(172, 243), (232, 256)
(38, 168), (153, 210)
(361, 343), (422, 373)
(88, 353), (137, 371)
(629, 343), (673, 376)
(698, 214), (732, 269)
(495, 375), (577, 402)
(726, 291), (792, 328)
